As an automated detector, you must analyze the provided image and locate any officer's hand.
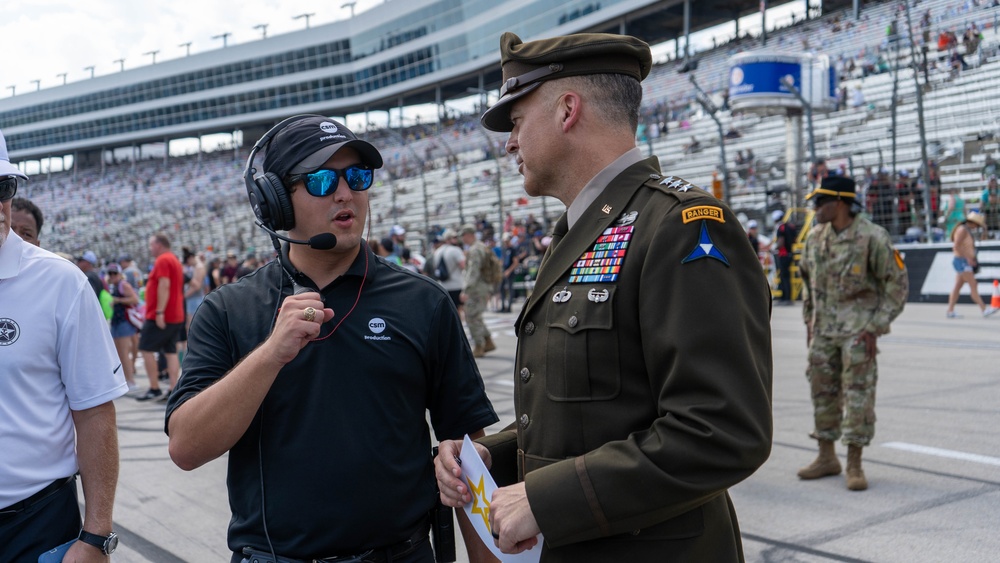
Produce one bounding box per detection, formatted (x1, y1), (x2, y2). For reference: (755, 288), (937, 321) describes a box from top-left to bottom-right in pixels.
(856, 331), (877, 361)
(434, 439), (492, 508)
(459, 292), (468, 304)
(62, 539), (109, 562)
(490, 482), (540, 554)
(265, 292), (333, 366)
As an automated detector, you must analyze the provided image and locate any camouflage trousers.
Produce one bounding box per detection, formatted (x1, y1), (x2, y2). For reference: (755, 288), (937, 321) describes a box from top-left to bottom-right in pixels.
(464, 290), (491, 346)
(806, 334), (878, 447)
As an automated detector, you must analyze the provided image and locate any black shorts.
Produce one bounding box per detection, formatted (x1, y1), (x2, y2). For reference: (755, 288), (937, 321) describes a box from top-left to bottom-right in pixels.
(138, 321), (184, 353)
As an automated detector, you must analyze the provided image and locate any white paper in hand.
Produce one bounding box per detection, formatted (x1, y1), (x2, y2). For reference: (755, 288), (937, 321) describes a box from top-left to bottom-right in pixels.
(459, 435), (542, 563)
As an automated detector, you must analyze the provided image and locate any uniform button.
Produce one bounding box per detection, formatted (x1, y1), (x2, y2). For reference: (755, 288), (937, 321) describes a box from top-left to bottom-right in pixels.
(520, 367), (531, 383)
(524, 322), (535, 335)
(649, 174), (661, 180)
(567, 315), (578, 328)
(519, 414), (530, 428)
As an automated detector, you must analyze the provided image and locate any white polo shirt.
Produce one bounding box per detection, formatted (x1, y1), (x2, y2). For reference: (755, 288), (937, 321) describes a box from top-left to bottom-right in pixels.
(0, 231), (126, 508)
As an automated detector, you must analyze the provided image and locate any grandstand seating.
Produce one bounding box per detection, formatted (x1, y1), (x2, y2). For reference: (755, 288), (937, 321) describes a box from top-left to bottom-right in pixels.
(24, 0), (1000, 266)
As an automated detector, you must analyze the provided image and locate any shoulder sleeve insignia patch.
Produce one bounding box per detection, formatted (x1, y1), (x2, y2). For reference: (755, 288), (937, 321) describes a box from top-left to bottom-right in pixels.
(682, 205), (725, 224)
(682, 222), (730, 266)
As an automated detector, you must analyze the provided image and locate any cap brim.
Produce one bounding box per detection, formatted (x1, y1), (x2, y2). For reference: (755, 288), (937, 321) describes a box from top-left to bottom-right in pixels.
(480, 82), (543, 133)
(290, 139), (384, 174)
(0, 161), (27, 180)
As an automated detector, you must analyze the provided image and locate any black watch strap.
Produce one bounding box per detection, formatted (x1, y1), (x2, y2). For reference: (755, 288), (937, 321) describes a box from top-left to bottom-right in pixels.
(78, 530), (118, 555)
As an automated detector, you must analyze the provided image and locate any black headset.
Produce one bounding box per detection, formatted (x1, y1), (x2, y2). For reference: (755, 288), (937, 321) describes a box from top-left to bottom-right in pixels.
(243, 115), (310, 233)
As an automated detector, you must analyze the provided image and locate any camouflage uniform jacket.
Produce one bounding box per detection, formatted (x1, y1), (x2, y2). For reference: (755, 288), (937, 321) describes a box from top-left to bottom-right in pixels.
(800, 215), (908, 338)
(462, 241), (493, 294)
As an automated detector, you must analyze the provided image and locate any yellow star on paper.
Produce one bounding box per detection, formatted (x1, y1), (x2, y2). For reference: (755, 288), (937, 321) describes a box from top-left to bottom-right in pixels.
(466, 475), (491, 532)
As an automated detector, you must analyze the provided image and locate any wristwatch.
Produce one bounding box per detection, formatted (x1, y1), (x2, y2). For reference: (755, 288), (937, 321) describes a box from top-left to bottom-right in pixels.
(78, 530), (119, 555)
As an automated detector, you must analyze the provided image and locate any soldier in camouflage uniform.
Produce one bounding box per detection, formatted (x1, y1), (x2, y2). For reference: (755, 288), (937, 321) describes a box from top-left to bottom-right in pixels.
(460, 224), (495, 357)
(799, 176), (908, 491)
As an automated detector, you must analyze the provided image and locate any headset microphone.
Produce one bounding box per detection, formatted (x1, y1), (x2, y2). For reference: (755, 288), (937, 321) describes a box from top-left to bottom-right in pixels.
(254, 219), (337, 250)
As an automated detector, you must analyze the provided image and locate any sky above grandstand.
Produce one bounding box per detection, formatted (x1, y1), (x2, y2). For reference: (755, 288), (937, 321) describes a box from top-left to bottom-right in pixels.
(2, 0), (384, 93)
(3, 0), (804, 97)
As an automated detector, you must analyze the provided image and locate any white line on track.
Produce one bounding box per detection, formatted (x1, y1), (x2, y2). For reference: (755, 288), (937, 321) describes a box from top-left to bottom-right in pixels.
(882, 442), (1000, 466)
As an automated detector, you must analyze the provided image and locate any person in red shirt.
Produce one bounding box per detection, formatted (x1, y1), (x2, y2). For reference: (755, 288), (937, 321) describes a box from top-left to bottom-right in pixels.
(136, 232), (185, 401)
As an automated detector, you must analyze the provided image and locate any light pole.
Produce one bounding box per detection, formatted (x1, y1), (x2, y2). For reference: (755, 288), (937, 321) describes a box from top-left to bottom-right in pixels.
(57, 72), (67, 85)
(689, 74), (732, 206)
(30, 80), (40, 91)
(212, 33), (232, 48)
(178, 42), (192, 56)
(144, 50), (159, 64)
(113, 58), (125, 72)
(903, 2), (934, 241)
(293, 13), (315, 29)
(342, 2), (357, 18)
(254, 23), (268, 39)
(780, 75), (816, 166)
(84, 66), (95, 79)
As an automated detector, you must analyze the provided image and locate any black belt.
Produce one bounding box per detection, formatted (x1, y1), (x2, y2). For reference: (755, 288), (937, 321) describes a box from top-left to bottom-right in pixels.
(243, 519), (430, 563)
(0, 476), (75, 519)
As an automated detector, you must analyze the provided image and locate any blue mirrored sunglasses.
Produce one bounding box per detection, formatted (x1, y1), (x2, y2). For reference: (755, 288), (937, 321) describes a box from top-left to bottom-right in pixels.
(289, 166), (374, 196)
(0, 177), (18, 201)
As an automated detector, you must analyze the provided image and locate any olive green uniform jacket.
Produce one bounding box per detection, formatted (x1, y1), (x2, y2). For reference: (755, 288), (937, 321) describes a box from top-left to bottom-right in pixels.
(480, 157), (773, 562)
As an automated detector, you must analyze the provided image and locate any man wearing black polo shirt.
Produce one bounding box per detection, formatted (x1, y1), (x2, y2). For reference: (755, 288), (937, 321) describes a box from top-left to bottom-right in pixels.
(165, 114), (498, 563)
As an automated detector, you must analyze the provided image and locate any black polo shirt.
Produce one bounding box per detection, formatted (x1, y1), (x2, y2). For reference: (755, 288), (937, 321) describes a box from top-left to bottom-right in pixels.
(165, 242), (497, 558)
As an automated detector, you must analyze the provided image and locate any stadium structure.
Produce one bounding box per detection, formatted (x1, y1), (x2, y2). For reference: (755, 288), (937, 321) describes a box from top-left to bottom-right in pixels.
(2, 0), (999, 287)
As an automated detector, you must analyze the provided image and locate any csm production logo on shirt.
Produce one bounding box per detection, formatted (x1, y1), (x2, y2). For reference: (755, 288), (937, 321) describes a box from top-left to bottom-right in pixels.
(364, 317), (391, 341)
(0, 318), (19, 346)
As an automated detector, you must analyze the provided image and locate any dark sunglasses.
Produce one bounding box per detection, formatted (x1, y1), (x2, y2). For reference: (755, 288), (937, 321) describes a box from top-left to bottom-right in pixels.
(288, 166), (374, 196)
(0, 177), (17, 201)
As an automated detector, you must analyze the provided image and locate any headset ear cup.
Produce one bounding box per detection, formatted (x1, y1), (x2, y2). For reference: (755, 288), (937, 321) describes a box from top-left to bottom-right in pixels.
(263, 172), (295, 231)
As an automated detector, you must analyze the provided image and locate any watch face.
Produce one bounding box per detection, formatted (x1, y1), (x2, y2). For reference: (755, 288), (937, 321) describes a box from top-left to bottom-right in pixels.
(105, 533), (119, 554)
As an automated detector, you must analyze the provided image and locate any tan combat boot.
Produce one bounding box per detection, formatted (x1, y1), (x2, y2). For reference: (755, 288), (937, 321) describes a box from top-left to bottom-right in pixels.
(797, 439), (842, 479)
(484, 335), (497, 352)
(473, 343), (486, 358)
(846, 445), (868, 491)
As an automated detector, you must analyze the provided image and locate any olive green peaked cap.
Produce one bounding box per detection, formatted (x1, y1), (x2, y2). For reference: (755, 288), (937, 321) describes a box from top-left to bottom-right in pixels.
(481, 32), (652, 132)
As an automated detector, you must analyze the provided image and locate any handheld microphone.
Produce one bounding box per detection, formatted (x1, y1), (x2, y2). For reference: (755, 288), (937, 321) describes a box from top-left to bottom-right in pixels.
(254, 219), (337, 250)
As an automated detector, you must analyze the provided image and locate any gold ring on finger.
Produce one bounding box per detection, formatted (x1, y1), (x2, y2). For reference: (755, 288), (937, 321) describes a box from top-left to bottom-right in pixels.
(303, 306), (316, 322)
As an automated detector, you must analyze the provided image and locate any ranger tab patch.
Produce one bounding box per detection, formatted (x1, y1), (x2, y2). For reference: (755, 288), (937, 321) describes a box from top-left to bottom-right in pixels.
(682, 205), (725, 224)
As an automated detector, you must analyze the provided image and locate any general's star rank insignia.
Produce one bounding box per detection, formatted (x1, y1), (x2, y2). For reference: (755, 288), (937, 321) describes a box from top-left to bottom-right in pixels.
(682, 222), (730, 266)
(660, 176), (694, 192)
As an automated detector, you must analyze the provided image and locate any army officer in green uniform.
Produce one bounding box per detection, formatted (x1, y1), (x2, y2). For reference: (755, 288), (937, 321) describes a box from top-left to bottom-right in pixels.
(434, 32), (773, 562)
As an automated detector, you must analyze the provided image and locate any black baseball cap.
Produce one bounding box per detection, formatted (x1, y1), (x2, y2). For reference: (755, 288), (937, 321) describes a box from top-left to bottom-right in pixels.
(262, 115), (383, 180)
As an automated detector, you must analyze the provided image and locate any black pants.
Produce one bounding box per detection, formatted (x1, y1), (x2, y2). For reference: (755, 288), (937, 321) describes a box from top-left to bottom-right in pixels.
(0, 478), (81, 563)
(231, 539), (434, 563)
(778, 255), (794, 302)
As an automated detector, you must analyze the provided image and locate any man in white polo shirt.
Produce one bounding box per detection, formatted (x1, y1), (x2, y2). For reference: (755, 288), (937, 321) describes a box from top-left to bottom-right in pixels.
(0, 127), (127, 561)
